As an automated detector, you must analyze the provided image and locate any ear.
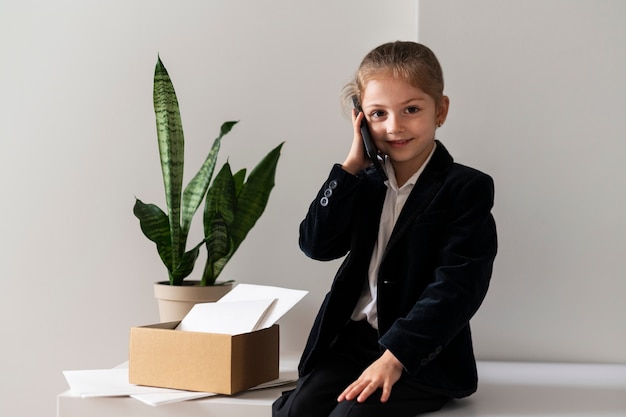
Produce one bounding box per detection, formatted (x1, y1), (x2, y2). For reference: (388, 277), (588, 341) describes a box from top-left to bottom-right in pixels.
(436, 95), (450, 126)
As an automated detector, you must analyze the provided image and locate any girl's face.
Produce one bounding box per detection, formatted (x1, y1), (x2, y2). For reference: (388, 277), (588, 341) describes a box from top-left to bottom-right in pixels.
(361, 76), (448, 182)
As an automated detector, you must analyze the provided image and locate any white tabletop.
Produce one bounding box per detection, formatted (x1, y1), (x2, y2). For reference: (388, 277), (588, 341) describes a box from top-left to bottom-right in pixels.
(58, 357), (626, 417)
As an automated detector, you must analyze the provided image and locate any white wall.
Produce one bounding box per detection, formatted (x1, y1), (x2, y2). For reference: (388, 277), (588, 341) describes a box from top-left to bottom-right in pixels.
(3, 1), (625, 416)
(0, 1), (417, 416)
(418, 0), (626, 363)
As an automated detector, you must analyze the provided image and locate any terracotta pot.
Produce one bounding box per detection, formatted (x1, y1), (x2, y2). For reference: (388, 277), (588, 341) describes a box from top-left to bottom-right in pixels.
(153, 281), (233, 322)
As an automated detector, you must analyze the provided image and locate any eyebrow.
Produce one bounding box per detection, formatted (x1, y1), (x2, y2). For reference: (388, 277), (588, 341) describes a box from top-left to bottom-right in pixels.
(402, 98), (427, 105)
(363, 97), (427, 108)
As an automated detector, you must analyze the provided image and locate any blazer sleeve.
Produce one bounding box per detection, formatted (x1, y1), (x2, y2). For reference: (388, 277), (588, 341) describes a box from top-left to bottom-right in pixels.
(299, 164), (362, 261)
(379, 170), (498, 376)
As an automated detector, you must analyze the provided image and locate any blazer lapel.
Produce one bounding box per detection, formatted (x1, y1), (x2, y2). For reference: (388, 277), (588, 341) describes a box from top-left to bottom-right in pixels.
(383, 141), (453, 256)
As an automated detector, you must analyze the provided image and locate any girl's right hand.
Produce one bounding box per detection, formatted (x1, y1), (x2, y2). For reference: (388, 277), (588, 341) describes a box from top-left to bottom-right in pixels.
(341, 109), (372, 175)
(337, 349), (404, 404)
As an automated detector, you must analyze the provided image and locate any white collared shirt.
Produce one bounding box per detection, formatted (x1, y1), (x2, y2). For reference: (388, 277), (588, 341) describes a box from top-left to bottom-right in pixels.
(350, 143), (437, 329)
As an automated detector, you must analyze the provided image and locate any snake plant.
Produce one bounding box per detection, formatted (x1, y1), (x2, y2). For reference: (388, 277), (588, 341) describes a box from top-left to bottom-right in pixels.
(134, 56), (282, 286)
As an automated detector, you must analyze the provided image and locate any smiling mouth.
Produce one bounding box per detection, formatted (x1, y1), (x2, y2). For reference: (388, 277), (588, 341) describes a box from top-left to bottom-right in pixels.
(386, 138), (413, 146)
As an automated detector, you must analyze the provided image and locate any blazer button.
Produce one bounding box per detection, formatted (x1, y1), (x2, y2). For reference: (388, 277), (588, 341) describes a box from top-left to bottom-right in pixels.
(320, 197), (329, 207)
(329, 179), (338, 189)
(420, 358), (429, 366)
(323, 188), (333, 197)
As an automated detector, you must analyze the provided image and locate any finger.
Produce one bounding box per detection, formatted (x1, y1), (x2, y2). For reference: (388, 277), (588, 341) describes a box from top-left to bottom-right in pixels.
(354, 109), (364, 125)
(356, 381), (378, 403)
(337, 386), (350, 402)
(352, 113), (366, 150)
(379, 381), (392, 403)
(338, 380), (367, 402)
(337, 382), (357, 402)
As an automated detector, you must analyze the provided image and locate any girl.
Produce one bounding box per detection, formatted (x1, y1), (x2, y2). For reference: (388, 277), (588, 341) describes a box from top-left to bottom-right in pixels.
(273, 41), (497, 417)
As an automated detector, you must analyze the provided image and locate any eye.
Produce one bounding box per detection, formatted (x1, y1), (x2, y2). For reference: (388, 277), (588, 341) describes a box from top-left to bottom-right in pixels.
(406, 106), (420, 114)
(370, 110), (386, 119)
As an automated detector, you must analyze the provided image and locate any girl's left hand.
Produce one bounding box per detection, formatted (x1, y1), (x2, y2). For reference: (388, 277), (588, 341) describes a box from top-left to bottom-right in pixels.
(337, 349), (404, 403)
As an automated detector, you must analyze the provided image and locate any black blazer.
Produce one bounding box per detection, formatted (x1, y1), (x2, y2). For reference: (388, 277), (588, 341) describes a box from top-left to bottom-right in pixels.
(298, 141), (497, 398)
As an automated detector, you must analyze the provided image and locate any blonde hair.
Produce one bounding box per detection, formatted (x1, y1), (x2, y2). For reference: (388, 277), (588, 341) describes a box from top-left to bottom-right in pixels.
(342, 41), (445, 110)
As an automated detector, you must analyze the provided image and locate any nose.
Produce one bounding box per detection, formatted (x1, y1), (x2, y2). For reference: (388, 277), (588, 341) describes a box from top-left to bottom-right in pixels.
(386, 114), (404, 135)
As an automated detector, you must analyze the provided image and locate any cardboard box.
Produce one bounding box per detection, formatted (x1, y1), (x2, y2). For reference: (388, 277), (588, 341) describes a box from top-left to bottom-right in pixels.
(129, 322), (279, 395)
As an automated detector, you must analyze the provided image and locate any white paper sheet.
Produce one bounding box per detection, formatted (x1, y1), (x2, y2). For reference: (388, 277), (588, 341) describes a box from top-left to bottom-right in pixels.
(64, 366), (298, 406)
(175, 298), (276, 334)
(131, 391), (217, 406)
(63, 369), (184, 397)
(217, 284), (308, 329)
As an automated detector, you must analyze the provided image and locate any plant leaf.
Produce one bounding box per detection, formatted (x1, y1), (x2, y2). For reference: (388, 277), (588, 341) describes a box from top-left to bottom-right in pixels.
(229, 142), (284, 251)
(181, 121), (239, 236)
(153, 57), (184, 266)
(232, 168), (246, 198)
(170, 242), (203, 285)
(201, 213), (233, 285)
(133, 198), (173, 272)
(201, 162), (238, 285)
(220, 120), (238, 136)
(204, 162), (237, 231)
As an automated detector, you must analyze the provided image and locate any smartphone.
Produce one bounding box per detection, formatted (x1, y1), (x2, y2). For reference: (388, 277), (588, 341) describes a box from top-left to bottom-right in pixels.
(352, 96), (387, 181)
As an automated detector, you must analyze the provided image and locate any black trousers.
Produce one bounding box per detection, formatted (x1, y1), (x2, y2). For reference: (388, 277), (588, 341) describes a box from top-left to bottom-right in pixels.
(272, 321), (451, 417)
